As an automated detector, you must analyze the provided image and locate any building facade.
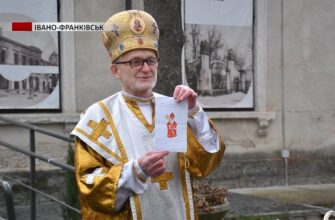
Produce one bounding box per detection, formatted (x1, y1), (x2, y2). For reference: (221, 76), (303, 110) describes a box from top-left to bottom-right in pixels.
(0, 0), (334, 188)
(0, 34), (58, 97)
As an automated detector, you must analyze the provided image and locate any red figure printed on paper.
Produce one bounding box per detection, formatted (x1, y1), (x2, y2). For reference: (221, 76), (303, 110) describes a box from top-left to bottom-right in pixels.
(167, 112), (177, 138)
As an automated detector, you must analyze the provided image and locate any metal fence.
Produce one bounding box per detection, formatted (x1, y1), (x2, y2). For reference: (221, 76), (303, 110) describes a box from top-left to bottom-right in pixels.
(0, 115), (80, 220)
(0, 179), (16, 220)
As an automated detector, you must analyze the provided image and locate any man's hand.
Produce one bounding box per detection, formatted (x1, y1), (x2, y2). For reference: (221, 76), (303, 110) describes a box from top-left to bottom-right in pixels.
(138, 150), (169, 177)
(173, 85), (197, 109)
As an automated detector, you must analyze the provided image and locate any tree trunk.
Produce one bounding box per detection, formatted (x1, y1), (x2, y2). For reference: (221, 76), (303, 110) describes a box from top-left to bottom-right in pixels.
(144, 0), (183, 96)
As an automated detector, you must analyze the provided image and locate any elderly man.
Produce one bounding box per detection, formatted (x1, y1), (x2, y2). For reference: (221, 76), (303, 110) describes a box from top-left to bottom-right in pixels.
(71, 10), (225, 220)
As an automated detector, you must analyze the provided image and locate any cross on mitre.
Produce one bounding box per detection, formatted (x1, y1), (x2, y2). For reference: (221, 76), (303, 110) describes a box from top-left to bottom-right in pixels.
(151, 172), (173, 190)
(87, 119), (112, 141)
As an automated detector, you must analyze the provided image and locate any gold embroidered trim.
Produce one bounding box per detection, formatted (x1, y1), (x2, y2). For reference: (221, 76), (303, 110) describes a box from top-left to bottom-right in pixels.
(74, 127), (123, 162)
(188, 104), (201, 118)
(151, 172), (173, 190)
(87, 119), (112, 141)
(98, 101), (128, 163)
(134, 194), (142, 220)
(124, 97), (155, 133)
(208, 117), (219, 131)
(123, 93), (154, 103)
(178, 153), (191, 220)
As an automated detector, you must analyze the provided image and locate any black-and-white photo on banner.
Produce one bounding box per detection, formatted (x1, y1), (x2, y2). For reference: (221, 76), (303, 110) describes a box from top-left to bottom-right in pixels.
(0, 0), (60, 112)
(183, 0), (254, 109)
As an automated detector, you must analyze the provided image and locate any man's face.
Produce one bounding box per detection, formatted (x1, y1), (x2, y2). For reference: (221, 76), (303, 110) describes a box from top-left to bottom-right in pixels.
(111, 49), (158, 97)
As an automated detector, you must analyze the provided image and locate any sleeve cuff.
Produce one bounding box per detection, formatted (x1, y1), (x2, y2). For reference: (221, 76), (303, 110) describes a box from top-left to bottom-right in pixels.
(133, 160), (148, 183)
(188, 103), (201, 118)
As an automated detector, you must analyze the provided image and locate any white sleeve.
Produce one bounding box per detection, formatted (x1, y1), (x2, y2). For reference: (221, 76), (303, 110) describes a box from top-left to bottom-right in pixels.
(115, 160), (148, 211)
(188, 104), (219, 153)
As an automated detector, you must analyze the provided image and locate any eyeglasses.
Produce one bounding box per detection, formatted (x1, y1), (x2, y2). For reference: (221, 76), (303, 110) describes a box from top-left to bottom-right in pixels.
(114, 58), (160, 70)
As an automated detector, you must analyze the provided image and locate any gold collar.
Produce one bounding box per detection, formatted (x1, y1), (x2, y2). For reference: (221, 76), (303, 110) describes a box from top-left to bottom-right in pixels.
(122, 91), (154, 104)
(122, 92), (155, 133)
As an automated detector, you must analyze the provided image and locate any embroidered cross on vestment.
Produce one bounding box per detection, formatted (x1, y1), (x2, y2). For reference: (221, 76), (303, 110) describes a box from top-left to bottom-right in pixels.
(151, 172), (173, 190)
(87, 119), (111, 141)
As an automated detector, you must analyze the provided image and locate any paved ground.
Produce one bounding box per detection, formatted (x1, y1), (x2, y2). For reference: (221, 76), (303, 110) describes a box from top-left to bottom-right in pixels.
(0, 90), (49, 108)
(229, 184), (335, 206)
(0, 202), (63, 220)
(226, 183), (335, 219)
(1, 184), (335, 219)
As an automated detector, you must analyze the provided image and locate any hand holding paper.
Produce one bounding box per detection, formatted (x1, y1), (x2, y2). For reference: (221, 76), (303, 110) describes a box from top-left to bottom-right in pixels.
(173, 85), (197, 109)
(138, 150), (170, 177)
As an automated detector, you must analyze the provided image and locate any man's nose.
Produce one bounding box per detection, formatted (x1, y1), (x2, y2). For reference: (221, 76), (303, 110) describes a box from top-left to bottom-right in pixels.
(141, 61), (151, 71)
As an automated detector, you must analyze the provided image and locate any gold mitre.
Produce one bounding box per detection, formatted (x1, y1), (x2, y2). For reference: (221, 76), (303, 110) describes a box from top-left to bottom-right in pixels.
(102, 10), (159, 62)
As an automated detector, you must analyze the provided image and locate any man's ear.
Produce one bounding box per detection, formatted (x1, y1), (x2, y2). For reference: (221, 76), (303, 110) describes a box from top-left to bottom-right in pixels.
(111, 64), (121, 79)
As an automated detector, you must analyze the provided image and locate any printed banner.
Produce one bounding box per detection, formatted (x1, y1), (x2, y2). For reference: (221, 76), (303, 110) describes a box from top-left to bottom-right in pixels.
(0, 0), (60, 111)
(183, 0), (254, 109)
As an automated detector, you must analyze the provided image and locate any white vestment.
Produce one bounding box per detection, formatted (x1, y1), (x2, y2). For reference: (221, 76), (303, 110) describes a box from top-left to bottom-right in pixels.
(72, 92), (197, 220)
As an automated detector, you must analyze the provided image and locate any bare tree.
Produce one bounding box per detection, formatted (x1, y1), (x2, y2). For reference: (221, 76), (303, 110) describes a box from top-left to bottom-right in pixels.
(206, 26), (224, 59)
(189, 24), (200, 60)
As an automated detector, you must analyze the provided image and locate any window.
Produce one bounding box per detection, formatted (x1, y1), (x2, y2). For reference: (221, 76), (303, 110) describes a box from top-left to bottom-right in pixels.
(22, 55), (26, 65)
(1, 50), (6, 63)
(14, 53), (18, 64)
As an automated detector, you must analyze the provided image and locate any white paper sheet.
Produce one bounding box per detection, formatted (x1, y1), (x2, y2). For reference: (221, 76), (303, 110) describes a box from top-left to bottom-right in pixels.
(154, 97), (188, 152)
